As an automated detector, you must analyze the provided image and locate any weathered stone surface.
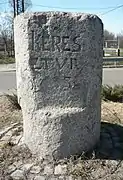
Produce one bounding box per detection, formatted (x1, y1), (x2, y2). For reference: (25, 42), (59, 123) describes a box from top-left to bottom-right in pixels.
(14, 12), (103, 160)
(10, 169), (25, 180)
(34, 175), (46, 180)
(54, 164), (67, 175)
(58, 176), (66, 180)
(67, 176), (82, 180)
(8, 164), (16, 174)
(43, 165), (54, 175)
(30, 165), (41, 174)
(20, 163), (33, 172)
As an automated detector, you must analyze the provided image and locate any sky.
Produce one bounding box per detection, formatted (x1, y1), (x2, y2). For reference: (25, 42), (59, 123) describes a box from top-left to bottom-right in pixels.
(0, 0), (123, 35)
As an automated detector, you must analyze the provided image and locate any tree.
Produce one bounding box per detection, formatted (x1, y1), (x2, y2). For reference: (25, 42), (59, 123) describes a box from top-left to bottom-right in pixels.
(104, 29), (115, 41)
(103, 30), (118, 48)
(117, 31), (123, 49)
(0, 14), (14, 56)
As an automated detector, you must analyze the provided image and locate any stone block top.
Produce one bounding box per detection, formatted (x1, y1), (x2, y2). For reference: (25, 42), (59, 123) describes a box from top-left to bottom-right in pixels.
(14, 12), (103, 109)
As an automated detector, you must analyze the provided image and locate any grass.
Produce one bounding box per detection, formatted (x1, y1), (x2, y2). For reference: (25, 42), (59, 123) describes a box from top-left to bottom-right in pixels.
(0, 57), (15, 64)
(104, 48), (123, 57)
(103, 61), (123, 66)
(102, 85), (123, 102)
(0, 54), (15, 64)
(101, 85), (123, 123)
(4, 93), (21, 110)
(0, 93), (22, 130)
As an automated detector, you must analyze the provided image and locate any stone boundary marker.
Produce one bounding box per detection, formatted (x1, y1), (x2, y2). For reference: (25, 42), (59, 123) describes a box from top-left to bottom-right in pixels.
(14, 12), (103, 161)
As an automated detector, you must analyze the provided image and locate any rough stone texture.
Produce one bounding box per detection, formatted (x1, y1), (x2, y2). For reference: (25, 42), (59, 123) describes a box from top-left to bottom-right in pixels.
(20, 163), (33, 172)
(54, 164), (67, 175)
(10, 169), (25, 180)
(43, 165), (54, 175)
(14, 12), (103, 160)
(34, 176), (46, 180)
(30, 165), (41, 174)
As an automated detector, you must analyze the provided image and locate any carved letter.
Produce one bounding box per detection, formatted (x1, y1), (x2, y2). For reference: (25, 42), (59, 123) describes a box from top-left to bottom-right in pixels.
(42, 36), (50, 51)
(62, 36), (70, 51)
(52, 36), (61, 52)
(31, 30), (35, 50)
(70, 58), (78, 69)
(41, 58), (53, 69)
(72, 37), (81, 52)
(55, 57), (68, 69)
(35, 58), (53, 70)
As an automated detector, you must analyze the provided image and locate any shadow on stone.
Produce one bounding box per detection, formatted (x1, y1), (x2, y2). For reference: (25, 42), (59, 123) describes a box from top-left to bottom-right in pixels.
(94, 122), (123, 160)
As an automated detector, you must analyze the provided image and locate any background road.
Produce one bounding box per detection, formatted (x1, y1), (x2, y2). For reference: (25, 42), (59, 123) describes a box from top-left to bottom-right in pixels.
(103, 68), (123, 86)
(0, 71), (16, 94)
(0, 68), (123, 93)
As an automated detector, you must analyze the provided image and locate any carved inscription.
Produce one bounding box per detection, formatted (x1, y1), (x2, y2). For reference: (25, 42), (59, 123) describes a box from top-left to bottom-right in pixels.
(35, 57), (78, 70)
(40, 58), (52, 70)
(56, 57), (78, 70)
(35, 58), (53, 70)
(31, 31), (81, 52)
(41, 36), (81, 52)
(31, 30), (81, 71)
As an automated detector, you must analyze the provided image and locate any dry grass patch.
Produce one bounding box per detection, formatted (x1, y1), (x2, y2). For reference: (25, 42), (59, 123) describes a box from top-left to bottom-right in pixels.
(102, 101), (123, 124)
(0, 95), (22, 130)
(4, 93), (21, 110)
